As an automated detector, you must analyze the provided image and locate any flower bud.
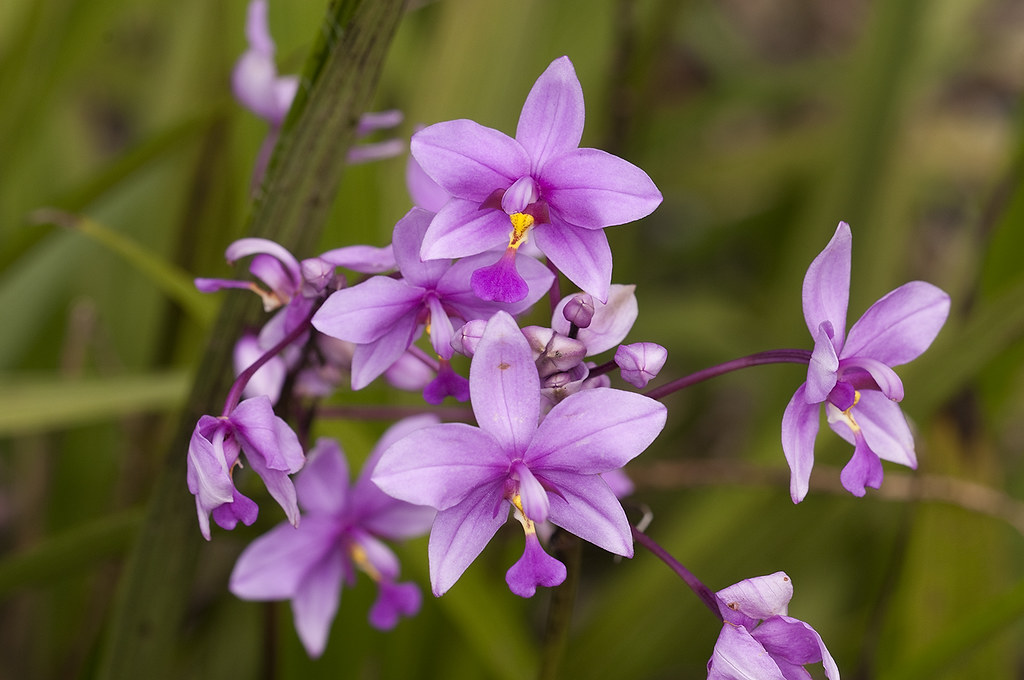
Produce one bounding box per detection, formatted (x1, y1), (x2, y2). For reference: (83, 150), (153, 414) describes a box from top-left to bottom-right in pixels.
(451, 319), (487, 357)
(614, 342), (668, 388)
(561, 293), (595, 329)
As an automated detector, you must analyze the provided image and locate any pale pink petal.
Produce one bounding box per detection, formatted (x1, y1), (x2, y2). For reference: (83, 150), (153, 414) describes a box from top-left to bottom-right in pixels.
(802, 222), (851, 349)
(470, 311), (541, 453)
(411, 120), (529, 201)
(842, 281), (950, 366)
(428, 485), (509, 596)
(526, 388), (666, 473)
(371, 424), (508, 511)
(540, 148), (662, 229)
(533, 219), (612, 303)
(543, 472), (633, 556)
(781, 385), (820, 504)
(516, 56), (585, 170)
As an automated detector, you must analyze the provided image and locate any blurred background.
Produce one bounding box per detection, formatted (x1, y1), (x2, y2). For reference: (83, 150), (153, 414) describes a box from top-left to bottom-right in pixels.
(2, 0), (1024, 677)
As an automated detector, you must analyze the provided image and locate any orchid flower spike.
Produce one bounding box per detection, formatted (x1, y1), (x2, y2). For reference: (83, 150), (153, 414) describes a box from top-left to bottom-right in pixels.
(411, 56), (662, 304)
(782, 222), (950, 502)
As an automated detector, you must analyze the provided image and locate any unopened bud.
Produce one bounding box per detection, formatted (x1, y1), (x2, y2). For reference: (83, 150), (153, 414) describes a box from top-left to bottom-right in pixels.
(562, 293), (595, 329)
(451, 319), (487, 357)
(614, 342), (668, 388)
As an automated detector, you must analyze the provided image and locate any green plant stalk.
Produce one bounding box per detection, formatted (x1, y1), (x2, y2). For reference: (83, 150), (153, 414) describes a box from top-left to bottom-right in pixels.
(96, 1), (408, 677)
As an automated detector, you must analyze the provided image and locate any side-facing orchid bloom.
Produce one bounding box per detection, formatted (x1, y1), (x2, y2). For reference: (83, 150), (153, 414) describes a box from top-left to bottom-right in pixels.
(231, 421), (436, 658)
(372, 311), (667, 597)
(707, 572), (840, 680)
(782, 222), (950, 502)
(411, 56), (662, 304)
(186, 396), (305, 540)
(233, 0), (403, 187)
(312, 208), (553, 393)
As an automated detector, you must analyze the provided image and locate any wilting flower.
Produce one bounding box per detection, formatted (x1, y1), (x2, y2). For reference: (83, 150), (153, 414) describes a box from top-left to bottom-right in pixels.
(782, 222), (949, 502)
(707, 572), (840, 680)
(186, 396), (305, 540)
(372, 311), (666, 597)
(411, 56), (662, 304)
(230, 422), (436, 657)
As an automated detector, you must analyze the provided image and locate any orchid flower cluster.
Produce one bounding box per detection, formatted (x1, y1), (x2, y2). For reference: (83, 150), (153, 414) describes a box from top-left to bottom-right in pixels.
(186, 4), (951, 674)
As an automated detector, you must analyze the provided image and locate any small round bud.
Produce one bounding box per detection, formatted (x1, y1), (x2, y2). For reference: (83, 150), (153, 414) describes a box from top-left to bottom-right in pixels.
(561, 293), (595, 329)
(614, 342), (668, 388)
(451, 319), (487, 357)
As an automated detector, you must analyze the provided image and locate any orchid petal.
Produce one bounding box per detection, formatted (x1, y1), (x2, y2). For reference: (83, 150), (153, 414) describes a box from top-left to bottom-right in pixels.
(543, 472), (633, 556)
(312, 277), (422, 344)
(847, 390), (916, 467)
(295, 438), (349, 516)
(372, 424), (508, 511)
(470, 311), (541, 453)
(842, 281), (950, 366)
(428, 485), (509, 596)
(838, 356), (904, 401)
(411, 120), (529, 201)
(781, 385), (820, 503)
(318, 243), (396, 274)
(516, 56), (585, 170)
(512, 462), (549, 523)
(369, 581), (421, 630)
(291, 545), (345, 658)
(805, 322), (839, 403)
(526, 388), (666, 473)
(802, 223), (851, 348)
(231, 396), (305, 472)
(349, 317), (421, 390)
(406, 153), (450, 213)
(505, 532), (566, 598)
(838, 436), (884, 497)
(540, 148), (662, 228)
(230, 516), (339, 600)
(420, 199), (511, 260)
(533, 219), (612, 303)
(716, 572), (793, 623)
(708, 624), (789, 680)
(392, 208), (450, 286)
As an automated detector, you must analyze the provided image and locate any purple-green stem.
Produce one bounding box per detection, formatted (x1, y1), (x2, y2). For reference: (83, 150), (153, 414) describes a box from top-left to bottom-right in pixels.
(631, 526), (722, 620)
(643, 349), (812, 400)
(221, 302), (321, 416)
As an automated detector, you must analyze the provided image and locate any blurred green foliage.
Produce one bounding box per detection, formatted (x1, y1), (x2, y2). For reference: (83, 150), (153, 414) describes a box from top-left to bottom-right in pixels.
(2, 0), (1024, 678)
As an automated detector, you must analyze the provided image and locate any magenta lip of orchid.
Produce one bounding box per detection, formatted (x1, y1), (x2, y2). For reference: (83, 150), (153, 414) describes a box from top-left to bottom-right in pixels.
(186, 8), (957, 669)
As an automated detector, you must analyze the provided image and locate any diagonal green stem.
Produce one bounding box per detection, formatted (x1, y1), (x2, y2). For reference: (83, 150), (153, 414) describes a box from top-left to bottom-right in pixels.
(96, 2), (408, 678)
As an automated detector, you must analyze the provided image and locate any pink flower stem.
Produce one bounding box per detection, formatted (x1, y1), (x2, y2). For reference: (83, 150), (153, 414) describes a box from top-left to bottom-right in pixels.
(631, 526), (722, 620)
(643, 349), (812, 401)
(221, 302), (321, 416)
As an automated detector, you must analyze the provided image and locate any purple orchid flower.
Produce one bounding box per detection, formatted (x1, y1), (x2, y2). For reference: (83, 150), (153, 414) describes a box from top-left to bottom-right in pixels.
(707, 572), (840, 680)
(230, 421), (436, 658)
(782, 222), (950, 502)
(371, 311), (667, 597)
(311, 208), (553, 394)
(410, 56), (662, 304)
(186, 396), (305, 540)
